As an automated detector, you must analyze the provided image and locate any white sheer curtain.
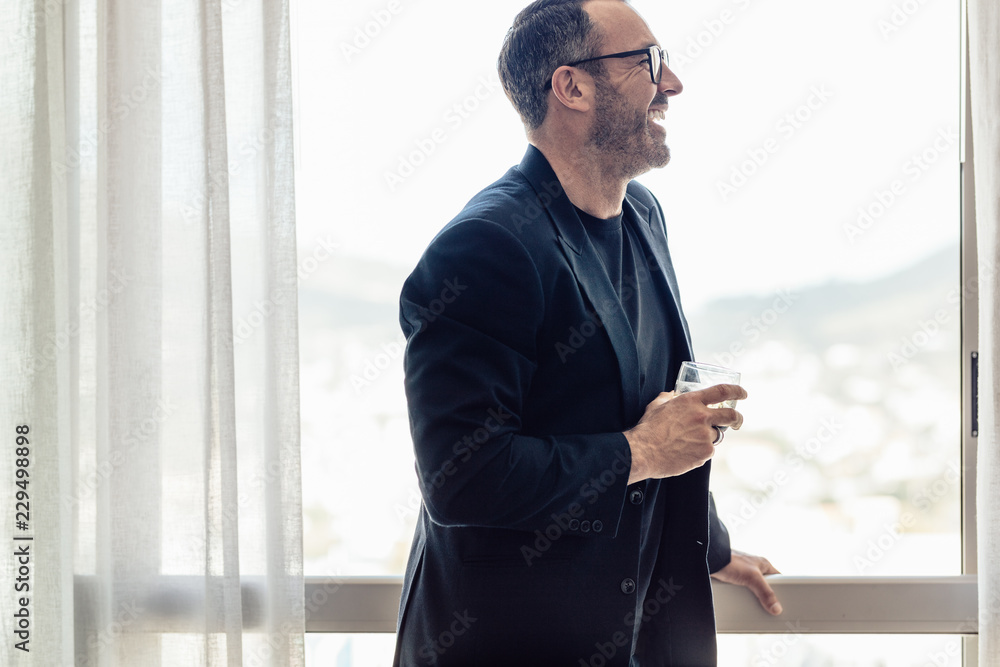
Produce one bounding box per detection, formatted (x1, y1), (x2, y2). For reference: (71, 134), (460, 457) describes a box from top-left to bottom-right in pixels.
(970, 0), (1000, 663)
(1, 0), (303, 664)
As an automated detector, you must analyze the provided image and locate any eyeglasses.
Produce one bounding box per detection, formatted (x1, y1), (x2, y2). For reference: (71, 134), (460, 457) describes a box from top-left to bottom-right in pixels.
(565, 46), (669, 85)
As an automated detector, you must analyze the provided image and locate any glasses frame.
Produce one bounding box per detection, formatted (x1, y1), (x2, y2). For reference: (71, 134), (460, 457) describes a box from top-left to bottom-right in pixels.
(564, 46), (669, 85)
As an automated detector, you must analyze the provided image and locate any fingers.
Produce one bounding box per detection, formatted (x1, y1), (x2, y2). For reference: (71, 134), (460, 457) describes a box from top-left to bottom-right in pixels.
(714, 551), (783, 615)
(748, 572), (783, 616)
(695, 383), (747, 406)
(711, 407), (744, 431)
(744, 555), (782, 615)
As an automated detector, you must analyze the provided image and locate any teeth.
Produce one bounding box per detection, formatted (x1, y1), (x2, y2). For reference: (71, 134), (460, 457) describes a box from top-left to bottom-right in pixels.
(647, 109), (665, 122)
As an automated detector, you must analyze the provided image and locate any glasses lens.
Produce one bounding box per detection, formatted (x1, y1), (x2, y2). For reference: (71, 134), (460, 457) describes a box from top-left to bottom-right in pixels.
(651, 48), (662, 84)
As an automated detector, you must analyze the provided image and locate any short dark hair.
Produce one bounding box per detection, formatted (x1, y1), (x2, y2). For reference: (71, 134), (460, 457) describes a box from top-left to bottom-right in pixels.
(497, 0), (609, 131)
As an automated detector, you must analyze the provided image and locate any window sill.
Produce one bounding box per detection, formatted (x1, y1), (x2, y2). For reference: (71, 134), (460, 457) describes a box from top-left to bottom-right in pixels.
(303, 575), (978, 634)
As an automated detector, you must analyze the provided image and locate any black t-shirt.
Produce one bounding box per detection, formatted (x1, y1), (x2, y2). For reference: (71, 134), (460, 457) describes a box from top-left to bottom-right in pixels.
(574, 205), (686, 397)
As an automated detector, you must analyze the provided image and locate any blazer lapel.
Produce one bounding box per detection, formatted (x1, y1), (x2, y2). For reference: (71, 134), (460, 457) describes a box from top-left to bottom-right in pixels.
(516, 146), (642, 416)
(622, 193), (695, 359)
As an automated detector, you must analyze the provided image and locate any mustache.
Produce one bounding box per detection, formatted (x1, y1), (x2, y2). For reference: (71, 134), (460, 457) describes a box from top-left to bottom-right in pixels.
(650, 94), (671, 107)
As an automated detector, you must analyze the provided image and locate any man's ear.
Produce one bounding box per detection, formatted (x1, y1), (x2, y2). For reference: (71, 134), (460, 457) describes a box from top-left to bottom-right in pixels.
(549, 66), (595, 114)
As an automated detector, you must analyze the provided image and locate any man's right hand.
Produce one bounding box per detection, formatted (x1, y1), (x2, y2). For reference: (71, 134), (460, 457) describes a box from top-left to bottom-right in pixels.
(624, 384), (747, 484)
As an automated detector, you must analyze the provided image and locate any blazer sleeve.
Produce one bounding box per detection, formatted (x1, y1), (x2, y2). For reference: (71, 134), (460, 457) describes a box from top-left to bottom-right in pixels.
(707, 492), (732, 573)
(400, 218), (631, 538)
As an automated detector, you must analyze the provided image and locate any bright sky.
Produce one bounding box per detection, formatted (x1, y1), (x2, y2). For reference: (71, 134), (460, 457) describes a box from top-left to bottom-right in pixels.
(291, 0), (960, 310)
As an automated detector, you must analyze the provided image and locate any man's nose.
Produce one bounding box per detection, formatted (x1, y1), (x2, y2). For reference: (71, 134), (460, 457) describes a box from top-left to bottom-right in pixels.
(659, 66), (683, 96)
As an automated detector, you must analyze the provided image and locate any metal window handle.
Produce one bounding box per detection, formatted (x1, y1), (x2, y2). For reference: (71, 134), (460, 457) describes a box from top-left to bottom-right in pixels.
(972, 351), (979, 438)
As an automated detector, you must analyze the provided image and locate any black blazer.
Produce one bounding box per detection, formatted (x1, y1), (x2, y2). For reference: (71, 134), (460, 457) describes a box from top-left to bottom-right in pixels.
(394, 146), (731, 667)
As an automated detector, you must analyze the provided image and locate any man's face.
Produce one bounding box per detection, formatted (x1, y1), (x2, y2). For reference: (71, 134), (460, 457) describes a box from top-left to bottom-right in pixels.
(582, 1), (682, 179)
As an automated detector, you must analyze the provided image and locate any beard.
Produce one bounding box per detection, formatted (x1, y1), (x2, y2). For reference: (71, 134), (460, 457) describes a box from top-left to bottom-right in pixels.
(588, 77), (671, 180)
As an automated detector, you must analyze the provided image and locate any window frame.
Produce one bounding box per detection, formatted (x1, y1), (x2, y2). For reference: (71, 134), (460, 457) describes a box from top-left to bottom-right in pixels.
(299, 0), (980, 661)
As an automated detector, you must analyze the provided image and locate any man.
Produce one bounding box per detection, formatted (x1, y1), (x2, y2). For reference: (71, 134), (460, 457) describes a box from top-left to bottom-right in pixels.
(394, 1), (781, 664)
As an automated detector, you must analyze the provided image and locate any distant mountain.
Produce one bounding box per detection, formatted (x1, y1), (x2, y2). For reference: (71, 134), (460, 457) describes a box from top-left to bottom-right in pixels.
(299, 244), (962, 356)
(688, 243), (960, 354)
(298, 255), (410, 329)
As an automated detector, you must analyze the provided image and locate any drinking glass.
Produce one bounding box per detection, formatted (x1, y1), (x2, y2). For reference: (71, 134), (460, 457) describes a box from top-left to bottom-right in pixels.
(674, 361), (741, 412)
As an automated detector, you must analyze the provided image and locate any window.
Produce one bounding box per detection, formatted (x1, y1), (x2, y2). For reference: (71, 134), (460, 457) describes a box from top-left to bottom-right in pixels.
(291, 0), (975, 663)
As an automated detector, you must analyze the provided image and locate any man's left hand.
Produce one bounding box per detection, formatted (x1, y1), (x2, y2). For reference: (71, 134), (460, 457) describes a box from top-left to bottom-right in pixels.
(711, 549), (782, 615)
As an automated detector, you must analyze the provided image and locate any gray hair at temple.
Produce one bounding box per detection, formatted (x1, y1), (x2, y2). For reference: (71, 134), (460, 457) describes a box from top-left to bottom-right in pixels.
(498, 0), (618, 132)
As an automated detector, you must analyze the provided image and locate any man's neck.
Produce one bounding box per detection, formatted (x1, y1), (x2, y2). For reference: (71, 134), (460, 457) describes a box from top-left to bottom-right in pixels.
(530, 141), (629, 219)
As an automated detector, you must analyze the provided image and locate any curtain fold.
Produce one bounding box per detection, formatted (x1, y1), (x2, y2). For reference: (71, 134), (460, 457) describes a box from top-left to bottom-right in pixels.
(970, 0), (1000, 663)
(1, 0), (75, 660)
(1, 0), (303, 664)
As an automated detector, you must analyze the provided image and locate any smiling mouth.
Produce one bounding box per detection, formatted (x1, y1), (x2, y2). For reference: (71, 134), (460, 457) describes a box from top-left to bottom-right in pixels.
(647, 108), (666, 128)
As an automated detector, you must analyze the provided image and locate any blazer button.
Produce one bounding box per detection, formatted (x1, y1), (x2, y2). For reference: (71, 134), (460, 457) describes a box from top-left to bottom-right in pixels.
(580, 520), (591, 533)
(629, 489), (644, 505)
(592, 520), (603, 533)
(620, 578), (636, 595)
(569, 519), (580, 530)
